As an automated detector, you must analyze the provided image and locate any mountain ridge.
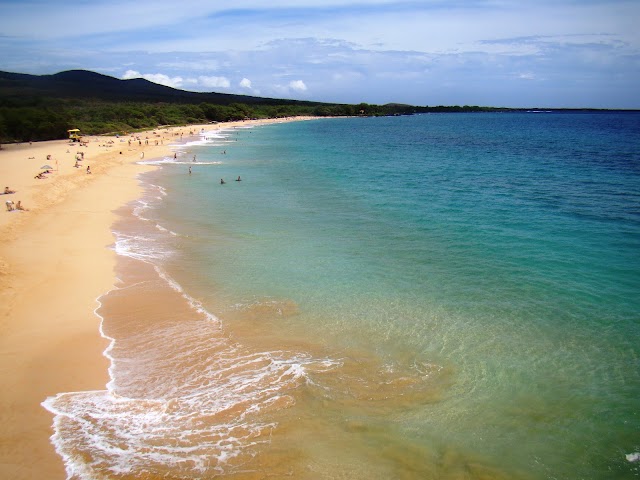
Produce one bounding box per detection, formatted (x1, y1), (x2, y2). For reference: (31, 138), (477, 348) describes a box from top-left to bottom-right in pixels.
(0, 69), (326, 106)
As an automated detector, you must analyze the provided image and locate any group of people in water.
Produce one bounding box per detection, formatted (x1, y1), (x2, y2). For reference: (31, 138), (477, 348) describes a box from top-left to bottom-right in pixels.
(177, 145), (243, 184)
(186, 165), (241, 185)
(219, 176), (241, 184)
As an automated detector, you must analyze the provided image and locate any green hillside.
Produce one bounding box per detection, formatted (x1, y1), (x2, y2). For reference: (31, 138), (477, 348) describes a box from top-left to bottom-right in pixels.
(0, 70), (422, 142)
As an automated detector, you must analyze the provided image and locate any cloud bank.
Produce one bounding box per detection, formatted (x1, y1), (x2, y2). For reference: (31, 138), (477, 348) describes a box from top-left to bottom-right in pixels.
(0, 1), (638, 108)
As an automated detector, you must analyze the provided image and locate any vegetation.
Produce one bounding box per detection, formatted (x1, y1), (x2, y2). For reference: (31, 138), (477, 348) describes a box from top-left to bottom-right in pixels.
(0, 69), (533, 143)
(0, 99), (371, 142)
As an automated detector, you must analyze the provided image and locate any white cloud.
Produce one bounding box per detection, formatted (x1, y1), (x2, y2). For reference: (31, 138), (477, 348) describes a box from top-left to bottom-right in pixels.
(289, 80), (307, 92)
(198, 76), (231, 89)
(121, 70), (184, 88)
(238, 77), (261, 95)
(122, 69), (230, 90)
(120, 70), (237, 91)
(122, 69), (141, 80)
(145, 74), (183, 88)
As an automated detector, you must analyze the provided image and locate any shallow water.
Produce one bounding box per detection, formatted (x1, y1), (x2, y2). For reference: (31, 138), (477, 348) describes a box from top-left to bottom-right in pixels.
(44, 113), (640, 479)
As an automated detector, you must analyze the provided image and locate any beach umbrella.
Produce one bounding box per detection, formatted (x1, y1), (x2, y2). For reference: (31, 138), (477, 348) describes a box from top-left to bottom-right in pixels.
(40, 164), (53, 169)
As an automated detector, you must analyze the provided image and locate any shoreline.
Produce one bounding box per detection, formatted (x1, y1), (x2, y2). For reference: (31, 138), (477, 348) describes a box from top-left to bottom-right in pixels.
(0, 116), (321, 479)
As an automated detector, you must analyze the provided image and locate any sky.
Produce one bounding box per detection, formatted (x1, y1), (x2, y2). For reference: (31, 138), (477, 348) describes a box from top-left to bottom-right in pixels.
(0, 0), (639, 108)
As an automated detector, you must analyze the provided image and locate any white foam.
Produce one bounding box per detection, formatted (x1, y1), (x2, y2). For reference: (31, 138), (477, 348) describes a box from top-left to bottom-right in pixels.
(42, 305), (340, 478)
(130, 184), (167, 220)
(113, 233), (173, 262)
(154, 184), (168, 197)
(155, 223), (179, 236)
(186, 136), (230, 146)
(138, 157), (223, 166)
(627, 452), (640, 463)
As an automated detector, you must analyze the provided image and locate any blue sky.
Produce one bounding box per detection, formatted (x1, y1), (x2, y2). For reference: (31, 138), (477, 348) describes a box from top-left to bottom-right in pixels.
(1, 0), (638, 108)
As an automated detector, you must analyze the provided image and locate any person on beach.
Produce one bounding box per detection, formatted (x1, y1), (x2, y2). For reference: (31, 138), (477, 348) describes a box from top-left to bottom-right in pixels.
(87, 166), (92, 174)
(189, 166), (192, 175)
(220, 178), (225, 184)
(5, 200), (14, 211)
(236, 176), (241, 182)
(4, 186), (15, 194)
(16, 201), (28, 211)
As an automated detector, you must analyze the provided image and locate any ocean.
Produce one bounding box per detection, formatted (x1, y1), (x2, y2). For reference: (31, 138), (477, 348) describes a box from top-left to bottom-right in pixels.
(44, 113), (640, 479)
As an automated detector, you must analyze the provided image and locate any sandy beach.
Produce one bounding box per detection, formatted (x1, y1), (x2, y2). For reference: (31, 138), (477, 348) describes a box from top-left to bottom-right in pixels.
(0, 117), (317, 479)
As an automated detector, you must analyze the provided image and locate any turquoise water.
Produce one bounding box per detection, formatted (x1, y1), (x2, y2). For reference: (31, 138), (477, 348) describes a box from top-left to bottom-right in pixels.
(149, 113), (640, 478)
(46, 114), (640, 479)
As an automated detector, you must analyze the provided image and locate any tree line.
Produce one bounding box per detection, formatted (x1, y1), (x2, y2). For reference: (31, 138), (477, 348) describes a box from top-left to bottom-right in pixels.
(0, 95), (509, 143)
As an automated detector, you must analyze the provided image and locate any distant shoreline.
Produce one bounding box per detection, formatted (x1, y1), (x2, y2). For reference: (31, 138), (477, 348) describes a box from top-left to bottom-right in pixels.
(2, 69), (637, 145)
(2, 108), (638, 147)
